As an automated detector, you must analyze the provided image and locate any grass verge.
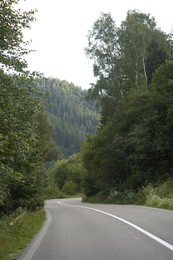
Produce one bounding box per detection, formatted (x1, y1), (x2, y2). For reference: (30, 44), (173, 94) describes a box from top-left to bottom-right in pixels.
(139, 181), (173, 210)
(0, 208), (46, 260)
(82, 179), (173, 210)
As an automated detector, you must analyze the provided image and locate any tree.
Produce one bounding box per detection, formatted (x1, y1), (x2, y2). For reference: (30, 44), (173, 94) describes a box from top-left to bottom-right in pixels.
(145, 31), (171, 84)
(119, 11), (156, 88)
(0, 71), (60, 213)
(0, 1), (59, 214)
(0, 0), (36, 74)
(85, 12), (118, 79)
(85, 10), (172, 122)
(85, 13), (121, 122)
(81, 123), (128, 196)
(35, 109), (60, 163)
(48, 153), (84, 196)
(82, 8), (173, 196)
(81, 61), (173, 196)
(0, 72), (39, 212)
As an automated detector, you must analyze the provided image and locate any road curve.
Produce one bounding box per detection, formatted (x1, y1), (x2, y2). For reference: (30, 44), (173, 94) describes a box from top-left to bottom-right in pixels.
(18, 198), (173, 260)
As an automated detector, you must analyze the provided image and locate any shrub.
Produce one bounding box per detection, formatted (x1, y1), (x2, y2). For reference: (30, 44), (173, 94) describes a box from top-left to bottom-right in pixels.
(44, 183), (65, 199)
(139, 182), (173, 210)
(62, 181), (77, 195)
(107, 189), (136, 204)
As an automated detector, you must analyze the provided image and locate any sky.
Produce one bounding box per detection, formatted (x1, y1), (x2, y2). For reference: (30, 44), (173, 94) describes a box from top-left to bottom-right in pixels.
(19, 0), (173, 89)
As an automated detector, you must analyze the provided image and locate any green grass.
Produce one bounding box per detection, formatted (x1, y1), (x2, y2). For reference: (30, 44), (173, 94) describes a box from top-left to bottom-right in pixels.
(140, 180), (173, 210)
(83, 179), (173, 210)
(0, 208), (46, 260)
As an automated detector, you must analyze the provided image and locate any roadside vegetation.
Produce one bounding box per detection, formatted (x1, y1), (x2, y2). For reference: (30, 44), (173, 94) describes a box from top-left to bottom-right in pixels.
(79, 10), (173, 208)
(1, 2), (173, 260)
(141, 179), (173, 209)
(45, 153), (84, 199)
(0, 2), (56, 259)
(0, 209), (45, 260)
(82, 179), (173, 210)
(0, 0), (59, 217)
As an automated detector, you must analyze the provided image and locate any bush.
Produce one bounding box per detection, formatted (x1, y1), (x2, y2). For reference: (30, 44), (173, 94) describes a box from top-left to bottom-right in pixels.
(44, 183), (65, 199)
(107, 189), (136, 204)
(138, 182), (173, 210)
(62, 181), (77, 195)
(14, 197), (44, 211)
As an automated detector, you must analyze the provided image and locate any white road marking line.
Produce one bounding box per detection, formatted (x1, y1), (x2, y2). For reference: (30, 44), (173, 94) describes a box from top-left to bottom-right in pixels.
(57, 201), (173, 252)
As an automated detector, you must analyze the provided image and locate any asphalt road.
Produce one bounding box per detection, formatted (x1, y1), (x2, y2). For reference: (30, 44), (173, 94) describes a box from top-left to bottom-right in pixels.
(18, 198), (173, 260)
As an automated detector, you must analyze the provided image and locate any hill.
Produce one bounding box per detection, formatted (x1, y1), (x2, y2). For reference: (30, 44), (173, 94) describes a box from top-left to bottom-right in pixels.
(34, 78), (100, 157)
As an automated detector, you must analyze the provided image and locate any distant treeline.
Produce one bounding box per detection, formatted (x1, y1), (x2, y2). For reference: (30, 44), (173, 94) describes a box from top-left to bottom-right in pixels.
(34, 78), (100, 157)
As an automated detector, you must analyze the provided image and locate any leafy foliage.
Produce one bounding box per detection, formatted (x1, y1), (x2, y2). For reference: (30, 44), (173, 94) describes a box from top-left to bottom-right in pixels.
(85, 10), (171, 123)
(0, 0), (35, 73)
(0, 0), (59, 215)
(81, 10), (173, 199)
(48, 153), (85, 196)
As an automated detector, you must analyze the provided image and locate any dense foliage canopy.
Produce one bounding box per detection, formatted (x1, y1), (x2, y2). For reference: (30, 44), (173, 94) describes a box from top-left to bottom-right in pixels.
(81, 10), (173, 198)
(0, 0), (58, 215)
(48, 153), (84, 196)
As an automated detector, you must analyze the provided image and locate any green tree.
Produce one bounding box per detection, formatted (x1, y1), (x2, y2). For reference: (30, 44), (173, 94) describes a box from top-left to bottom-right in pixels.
(48, 153), (84, 196)
(36, 109), (60, 163)
(81, 124), (127, 196)
(0, 0), (35, 74)
(53, 160), (69, 189)
(82, 8), (173, 197)
(0, 1), (59, 214)
(85, 10), (171, 122)
(0, 72), (60, 213)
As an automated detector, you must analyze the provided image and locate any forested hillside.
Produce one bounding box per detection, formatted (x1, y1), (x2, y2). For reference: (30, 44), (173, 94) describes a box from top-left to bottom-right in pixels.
(34, 78), (100, 157)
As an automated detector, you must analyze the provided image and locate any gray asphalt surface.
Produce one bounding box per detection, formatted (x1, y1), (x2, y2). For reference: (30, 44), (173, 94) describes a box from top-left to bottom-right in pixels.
(18, 198), (173, 260)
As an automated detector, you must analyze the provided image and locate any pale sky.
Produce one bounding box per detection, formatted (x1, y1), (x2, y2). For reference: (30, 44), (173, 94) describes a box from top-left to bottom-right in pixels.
(20, 0), (173, 89)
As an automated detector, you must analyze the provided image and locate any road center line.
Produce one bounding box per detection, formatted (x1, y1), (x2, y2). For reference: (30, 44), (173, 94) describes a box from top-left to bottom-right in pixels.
(57, 201), (173, 252)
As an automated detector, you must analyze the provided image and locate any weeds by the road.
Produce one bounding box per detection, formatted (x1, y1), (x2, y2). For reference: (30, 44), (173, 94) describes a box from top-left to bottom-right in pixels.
(0, 208), (46, 260)
(83, 179), (173, 210)
(44, 182), (66, 199)
(141, 181), (173, 210)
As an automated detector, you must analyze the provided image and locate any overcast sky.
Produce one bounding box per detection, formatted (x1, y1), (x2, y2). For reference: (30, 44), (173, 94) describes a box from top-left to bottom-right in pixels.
(20, 0), (173, 89)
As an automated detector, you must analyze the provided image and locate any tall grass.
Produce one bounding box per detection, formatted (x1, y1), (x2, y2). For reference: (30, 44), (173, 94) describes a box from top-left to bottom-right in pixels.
(139, 179), (173, 210)
(84, 179), (173, 210)
(0, 208), (45, 260)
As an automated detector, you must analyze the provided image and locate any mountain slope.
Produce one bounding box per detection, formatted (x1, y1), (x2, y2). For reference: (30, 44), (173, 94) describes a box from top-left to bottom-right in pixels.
(35, 78), (100, 157)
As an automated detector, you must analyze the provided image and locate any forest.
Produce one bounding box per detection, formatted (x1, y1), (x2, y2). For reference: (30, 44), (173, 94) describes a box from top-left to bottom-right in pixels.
(1, 0), (173, 218)
(2, 2), (173, 259)
(80, 11), (173, 200)
(34, 78), (100, 158)
(0, 0), (99, 217)
(48, 10), (173, 204)
(0, 0), (59, 215)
